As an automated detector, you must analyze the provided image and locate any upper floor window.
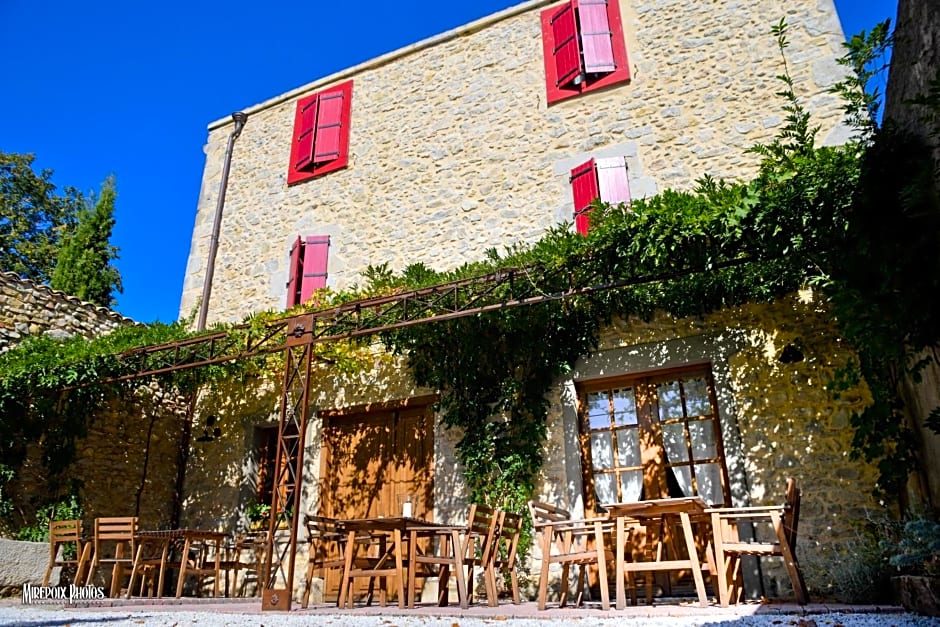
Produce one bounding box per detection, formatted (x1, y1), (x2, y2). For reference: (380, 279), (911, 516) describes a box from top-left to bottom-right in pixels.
(541, 0), (630, 104)
(287, 80), (353, 185)
(577, 365), (732, 510)
(286, 235), (330, 308)
(570, 156), (630, 235)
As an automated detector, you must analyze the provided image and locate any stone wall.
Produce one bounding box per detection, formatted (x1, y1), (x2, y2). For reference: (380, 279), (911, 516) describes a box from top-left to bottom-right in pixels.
(0, 271), (133, 351)
(181, 0), (850, 326)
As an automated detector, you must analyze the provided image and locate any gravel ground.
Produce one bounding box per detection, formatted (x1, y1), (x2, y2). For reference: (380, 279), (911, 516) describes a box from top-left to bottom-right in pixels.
(0, 605), (937, 627)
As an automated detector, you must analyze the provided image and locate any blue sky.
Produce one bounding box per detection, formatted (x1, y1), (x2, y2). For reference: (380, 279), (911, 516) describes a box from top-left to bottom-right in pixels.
(0, 0), (898, 324)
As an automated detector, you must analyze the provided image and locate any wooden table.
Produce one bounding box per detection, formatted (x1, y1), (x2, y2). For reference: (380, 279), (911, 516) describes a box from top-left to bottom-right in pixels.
(336, 517), (466, 609)
(126, 529), (228, 599)
(603, 497), (712, 609)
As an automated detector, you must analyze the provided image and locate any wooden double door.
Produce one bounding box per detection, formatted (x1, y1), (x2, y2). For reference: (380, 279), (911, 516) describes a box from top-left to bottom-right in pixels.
(317, 404), (434, 601)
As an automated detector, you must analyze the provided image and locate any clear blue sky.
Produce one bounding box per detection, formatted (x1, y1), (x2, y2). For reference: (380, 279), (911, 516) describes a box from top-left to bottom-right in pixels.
(0, 0), (898, 324)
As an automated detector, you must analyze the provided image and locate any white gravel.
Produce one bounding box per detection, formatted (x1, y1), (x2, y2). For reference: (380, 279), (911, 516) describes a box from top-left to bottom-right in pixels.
(0, 605), (937, 627)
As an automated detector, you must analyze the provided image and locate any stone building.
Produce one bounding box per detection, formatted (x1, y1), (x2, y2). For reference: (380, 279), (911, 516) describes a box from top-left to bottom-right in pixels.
(178, 0), (874, 602)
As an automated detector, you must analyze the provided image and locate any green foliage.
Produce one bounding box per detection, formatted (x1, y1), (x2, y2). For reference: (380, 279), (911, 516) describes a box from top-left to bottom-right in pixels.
(14, 492), (83, 545)
(0, 463), (14, 517)
(886, 519), (940, 577)
(247, 501), (271, 523)
(0, 152), (85, 282)
(51, 175), (123, 307)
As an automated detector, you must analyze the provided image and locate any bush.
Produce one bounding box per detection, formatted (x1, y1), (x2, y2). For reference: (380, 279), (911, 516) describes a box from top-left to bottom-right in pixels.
(886, 519), (940, 577)
(14, 494), (83, 545)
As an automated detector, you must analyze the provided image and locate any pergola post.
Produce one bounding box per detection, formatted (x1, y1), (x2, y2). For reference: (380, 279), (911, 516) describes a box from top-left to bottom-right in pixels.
(261, 314), (315, 611)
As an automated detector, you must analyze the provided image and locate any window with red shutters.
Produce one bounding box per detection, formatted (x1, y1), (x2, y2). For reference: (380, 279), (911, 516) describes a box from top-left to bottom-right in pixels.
(286, 235), (331, 307)
(541, 0), (630, 104)
(287, 80), (353, 185)
(570, 156), (630, 235)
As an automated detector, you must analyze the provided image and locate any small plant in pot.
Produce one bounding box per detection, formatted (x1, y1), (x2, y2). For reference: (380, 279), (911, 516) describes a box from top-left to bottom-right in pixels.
(246, 502), (271, 530)
(886, 518), (940, 616)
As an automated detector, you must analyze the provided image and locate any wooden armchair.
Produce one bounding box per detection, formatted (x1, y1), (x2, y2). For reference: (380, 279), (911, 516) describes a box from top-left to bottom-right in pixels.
(302, 515), (346, 607)
(483, 509), (522, 606)
(43, 519), (91, 586)
(87, 516), (138, 598)
(218, 531), (267, 597)
(707, 478), (808, 606)
(528, 500), (613, 610)
(460, 503), (499, 604)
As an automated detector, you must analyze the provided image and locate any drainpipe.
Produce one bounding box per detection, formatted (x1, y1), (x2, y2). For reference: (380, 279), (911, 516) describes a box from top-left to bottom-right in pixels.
(196, 111), (247, 331)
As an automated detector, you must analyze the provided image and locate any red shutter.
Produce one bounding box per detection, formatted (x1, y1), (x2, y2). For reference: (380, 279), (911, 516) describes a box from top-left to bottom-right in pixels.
(313, 90), (345, 164)
(550, 1), (582, 88)
(293, 96), (318, 171)
(286, 236), (303, 308)
(571, 159), (600, 236)
(596, 156), (631, 205)
(299, 235), (330, 303)
(577, 0), (616, 74)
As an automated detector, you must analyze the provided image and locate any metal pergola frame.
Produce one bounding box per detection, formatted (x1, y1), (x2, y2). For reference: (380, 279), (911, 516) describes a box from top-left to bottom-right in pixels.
(69, 258), (755, 610)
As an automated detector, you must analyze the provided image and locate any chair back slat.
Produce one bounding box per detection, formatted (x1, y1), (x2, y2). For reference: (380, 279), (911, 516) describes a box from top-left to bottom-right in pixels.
(50, 519), (82, 544)
(783, 477), (801, 556)
(528, 500), (570, 524)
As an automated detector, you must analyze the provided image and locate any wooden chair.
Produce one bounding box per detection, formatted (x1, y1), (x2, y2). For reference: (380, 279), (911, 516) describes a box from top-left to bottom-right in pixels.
(218, 531), (267, 597)
(43, 519), (92, 586)
(406, 517), (470, 608)
(87, 516), (138, 598)
(460, 503), (499, 604)
(528, 500), (612, 610)
(302, 515), (372, 608)
(482, 509), (522, 606)
(708, 478), (808, 606)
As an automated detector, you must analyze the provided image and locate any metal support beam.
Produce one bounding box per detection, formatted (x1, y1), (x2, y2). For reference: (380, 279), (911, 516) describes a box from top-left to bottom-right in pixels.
(261, 315), (314, 611)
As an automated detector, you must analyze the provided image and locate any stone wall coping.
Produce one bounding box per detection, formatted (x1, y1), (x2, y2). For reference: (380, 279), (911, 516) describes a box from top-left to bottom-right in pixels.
(0, 271), (137, 325)
(207, 0), (556, 131)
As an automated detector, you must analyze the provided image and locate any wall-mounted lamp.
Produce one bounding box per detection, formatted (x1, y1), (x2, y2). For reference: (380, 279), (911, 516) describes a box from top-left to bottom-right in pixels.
(195, 415), (222, 443)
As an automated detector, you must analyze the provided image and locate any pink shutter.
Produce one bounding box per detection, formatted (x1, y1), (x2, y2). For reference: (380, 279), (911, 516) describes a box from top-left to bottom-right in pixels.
(286, 236), (303, 307)
(299, 235), (330, 303)
(577, 0), (617, 74)
(550, 1), (582, 88)
(313, 90), (345, 164)
(596, 156), (631, 205)
(294, 97), (318, 171)
(571, 159), (600, 236)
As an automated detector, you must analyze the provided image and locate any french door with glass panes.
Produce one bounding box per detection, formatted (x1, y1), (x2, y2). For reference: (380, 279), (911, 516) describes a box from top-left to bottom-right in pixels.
(577, 364), (731, 511)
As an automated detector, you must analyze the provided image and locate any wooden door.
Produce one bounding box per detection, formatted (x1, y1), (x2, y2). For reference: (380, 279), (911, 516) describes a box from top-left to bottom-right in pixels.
(318, 404), (434, 601)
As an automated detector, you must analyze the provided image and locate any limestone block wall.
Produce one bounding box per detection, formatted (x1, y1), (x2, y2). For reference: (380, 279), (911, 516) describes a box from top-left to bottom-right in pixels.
(0, 271), (133, 351)
(181, 0), (850, 326)
(8, 384), (189, 532)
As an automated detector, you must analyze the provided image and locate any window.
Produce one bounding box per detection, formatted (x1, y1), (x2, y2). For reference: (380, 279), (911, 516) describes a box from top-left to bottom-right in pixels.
(286, 235), (330, 308)
(541, 0), (630, 104)
(577, 365), (731, 510)
(255, 425), (299, 508)
(570, 156), (630, 235)
(287, 80), (353, 185)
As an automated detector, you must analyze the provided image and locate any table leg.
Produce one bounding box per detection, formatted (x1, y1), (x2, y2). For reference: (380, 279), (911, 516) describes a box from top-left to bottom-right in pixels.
(126, 542), (145, 599)
(157, 540), (169, 597)
(176, 537), (193, 598)
(450, 530), (468, 609)
(407, 529), (418, 608)
(393, 529), (405, 609)
(339, 530), (356, 609)
(615, 516), (626, 610)
(212, 538), (221, 598)
(679, 512), (708, 607)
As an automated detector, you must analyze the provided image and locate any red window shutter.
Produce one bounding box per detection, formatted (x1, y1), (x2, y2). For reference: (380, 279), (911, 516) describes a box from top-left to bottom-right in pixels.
(299, 235), (330, 303)
(286, 236), (303, 308)
(287, 80), (353, 185)
(293, 96), (318, 171)
(313, 90), (345, 164)
(596, 156), (631, 205)
(550, 1), (582, 88)
(571, 159), (600, 236)
(577, 0), (616, 74)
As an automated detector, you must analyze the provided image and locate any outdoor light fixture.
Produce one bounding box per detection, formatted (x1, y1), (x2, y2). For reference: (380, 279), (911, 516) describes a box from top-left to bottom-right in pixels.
(195, 415), (222, 443)
(196, 111), (248, 331)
